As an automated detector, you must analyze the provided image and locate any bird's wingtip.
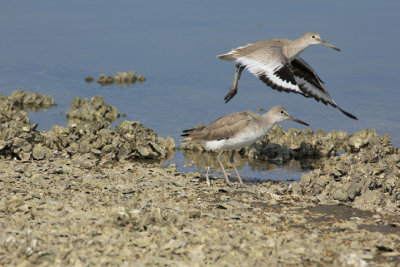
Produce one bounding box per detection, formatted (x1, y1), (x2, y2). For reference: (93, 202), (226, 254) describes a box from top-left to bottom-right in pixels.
(339, 107), (358, 120)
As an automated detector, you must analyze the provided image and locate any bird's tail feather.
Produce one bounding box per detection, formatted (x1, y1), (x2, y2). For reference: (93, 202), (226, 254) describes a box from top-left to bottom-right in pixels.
(217, 53), (236, 61)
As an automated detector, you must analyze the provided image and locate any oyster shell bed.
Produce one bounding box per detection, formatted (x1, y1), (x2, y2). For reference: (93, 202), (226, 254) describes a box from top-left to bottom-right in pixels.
(86, 70), (146, 86)
(1, 91), (400, 266)
(0, 92), (175, 163)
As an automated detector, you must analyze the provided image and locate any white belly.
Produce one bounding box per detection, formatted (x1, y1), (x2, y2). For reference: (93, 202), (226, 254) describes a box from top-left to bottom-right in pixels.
(203, 128), (267, 151)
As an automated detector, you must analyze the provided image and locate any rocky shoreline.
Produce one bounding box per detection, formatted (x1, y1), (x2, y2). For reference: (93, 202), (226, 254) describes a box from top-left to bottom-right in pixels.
(1, 91), (399, 266)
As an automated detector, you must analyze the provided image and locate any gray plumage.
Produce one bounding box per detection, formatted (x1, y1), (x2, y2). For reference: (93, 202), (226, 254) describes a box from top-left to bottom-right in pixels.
(182, 106), (309, 186)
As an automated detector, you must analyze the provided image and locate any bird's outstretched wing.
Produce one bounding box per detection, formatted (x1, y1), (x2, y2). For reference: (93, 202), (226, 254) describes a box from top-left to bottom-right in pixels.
(292, 57), (358, 120)
(236, 47), (302, 94)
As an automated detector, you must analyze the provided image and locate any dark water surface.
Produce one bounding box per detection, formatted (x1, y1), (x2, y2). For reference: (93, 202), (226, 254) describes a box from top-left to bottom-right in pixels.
(1, 1), (399, 181)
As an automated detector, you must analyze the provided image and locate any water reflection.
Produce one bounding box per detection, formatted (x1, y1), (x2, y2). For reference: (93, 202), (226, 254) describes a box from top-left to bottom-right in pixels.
(180, 148), (325, 182)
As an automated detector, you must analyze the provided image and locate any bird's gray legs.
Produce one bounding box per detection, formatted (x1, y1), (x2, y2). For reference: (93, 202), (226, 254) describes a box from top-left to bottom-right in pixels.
(230, 151), (243, 184)
(216, 150), (244, 185)
(224, 64), (245, 103)
(217, 151), (231, 185)
(205, 167), (211, 186)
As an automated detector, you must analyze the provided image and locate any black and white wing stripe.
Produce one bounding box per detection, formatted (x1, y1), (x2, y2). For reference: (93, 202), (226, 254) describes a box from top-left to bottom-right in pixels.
(237, 47), (302, 94)
(292, 57), (358, 120)
(291, 57), (335, 105)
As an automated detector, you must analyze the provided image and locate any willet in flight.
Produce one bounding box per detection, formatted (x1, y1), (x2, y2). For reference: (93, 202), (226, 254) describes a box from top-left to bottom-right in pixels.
(181, 106), (309, 186)
(217, 32), (358, 120)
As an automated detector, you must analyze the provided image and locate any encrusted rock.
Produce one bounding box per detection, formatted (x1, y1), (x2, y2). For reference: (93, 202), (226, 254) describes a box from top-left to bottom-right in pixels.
(292, 130), (400, 210)
(9, 89), (55, 111)
(0, 91), (174, 162)
(32, 144), (46, 160)
(114, 120), (175, 160)
(85, 76), (94, 82)
(96, 70), (146, 86)
(66, 95), (119, 125)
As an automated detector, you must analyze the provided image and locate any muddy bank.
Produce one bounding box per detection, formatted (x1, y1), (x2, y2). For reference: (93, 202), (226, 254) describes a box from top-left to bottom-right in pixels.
(2, 159), (400, 266)
(0, 90), (399, 266)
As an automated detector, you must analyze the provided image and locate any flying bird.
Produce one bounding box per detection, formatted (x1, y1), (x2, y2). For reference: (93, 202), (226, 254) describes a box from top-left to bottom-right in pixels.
(217, 32), (357, 120)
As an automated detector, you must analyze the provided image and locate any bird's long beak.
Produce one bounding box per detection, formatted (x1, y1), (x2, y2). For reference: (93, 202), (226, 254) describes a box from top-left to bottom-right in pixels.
(289, 116), (309, 126)
(321, 40), (340, 51)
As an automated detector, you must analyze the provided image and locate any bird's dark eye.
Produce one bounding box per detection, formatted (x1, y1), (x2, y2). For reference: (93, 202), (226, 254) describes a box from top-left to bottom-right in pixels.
(312, 35), (315, 38)
(280, 110), (284, 114)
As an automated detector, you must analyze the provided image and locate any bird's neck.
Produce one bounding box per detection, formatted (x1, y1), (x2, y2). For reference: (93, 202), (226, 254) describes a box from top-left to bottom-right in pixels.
(285, 37), (312, 60)
(260, 112), (276, 133)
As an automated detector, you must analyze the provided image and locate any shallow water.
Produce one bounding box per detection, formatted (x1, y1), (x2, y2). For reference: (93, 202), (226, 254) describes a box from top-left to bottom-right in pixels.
(1, 0), (399, 181)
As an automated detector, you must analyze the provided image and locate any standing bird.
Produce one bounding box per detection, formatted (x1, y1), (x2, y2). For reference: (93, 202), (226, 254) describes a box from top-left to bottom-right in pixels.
(217, 32), (357, 120)
(181, 106), (309, 186)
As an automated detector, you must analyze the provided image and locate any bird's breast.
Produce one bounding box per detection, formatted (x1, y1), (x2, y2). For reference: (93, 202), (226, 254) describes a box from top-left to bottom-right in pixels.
(203, 127), (267, 151)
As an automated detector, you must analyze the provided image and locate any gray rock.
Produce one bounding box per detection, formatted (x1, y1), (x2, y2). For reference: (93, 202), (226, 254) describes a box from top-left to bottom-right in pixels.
(293, 129), (400, 209)
(32, 144), (46, 160)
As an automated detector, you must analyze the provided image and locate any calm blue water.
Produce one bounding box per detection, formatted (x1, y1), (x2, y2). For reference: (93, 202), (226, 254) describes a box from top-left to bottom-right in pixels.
(1, 1), (399, 181)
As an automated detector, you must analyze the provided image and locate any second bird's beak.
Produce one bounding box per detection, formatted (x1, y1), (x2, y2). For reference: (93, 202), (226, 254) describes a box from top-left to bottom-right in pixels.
(289, 116), (309, 126)
(321, 40), (341, 51)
